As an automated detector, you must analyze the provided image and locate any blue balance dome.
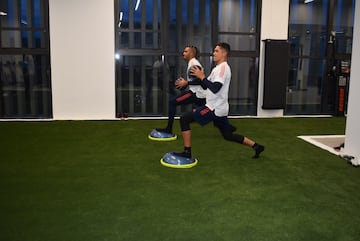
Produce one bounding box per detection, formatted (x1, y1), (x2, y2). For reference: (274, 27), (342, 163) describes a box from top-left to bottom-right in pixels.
(148, 129), (177, 141)
(160, 152), (198, 168)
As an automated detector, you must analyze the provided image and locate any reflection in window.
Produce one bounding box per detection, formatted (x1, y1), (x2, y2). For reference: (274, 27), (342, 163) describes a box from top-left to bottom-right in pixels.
(1, 0), (45, 28)
(218, 0), (257, 33)
(1, 30), (47, 48)
(167, 0), (212, 54)
(218, 34), (257, 52)
(228, 57), (258, 114)
(333, 0), (354, 55)
(117, 0), (161, 49)
(289, 0), (328, 58)
(116, 55), (174, 116)
(0, 55), (52, 118)
(288, 0), (354, 115)
(286, 58), (325, 114)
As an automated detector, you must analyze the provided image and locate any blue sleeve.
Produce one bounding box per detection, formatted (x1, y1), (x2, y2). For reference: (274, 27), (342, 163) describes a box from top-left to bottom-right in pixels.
(201, 78), (223, 93)
(188, 78), (202, 86)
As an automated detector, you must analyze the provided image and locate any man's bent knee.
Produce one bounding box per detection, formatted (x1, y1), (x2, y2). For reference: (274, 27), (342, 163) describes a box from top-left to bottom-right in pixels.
(180, 112), (193, 131)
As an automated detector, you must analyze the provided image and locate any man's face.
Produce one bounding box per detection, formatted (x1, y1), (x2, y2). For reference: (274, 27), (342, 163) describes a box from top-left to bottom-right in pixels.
(212, 46), (226, 62)
(183, 47), (193, 61)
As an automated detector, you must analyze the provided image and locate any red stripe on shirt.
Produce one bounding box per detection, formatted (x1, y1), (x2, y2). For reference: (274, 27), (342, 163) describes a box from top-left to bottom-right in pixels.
(219, 64), (226, 78)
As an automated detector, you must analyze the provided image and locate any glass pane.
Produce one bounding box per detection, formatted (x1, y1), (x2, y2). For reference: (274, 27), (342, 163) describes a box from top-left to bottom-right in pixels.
(1, 31), (21, 48)
(0, 0), (21, 28)
(289, 28), (327, 57)
(116, 55), (175, 116)
(334, 0), (354, 34)
(145, 32), (160, 49)
(33, 0), (45, 28)
(333, 0), (355, 55)
(118, 32), (129, 48)
(1, 30), (47, 48)
(218, 34), (257, 51)
(0, 54), (52, 118)
(118, 31), (160, 49)
(218, 0), (257, 32)
(19, 0), (34, 27)
(115, 0), (261, 117)
(0, 0), (45, 28)
(116, 0), (161, 49)
(286, 58), (326, 114)
(335, 36), (353, 55)
(167, 0), (212, 54)
(289, 0), (328, 58)
(0, 0), (51, 119)
(117, 0), (161, 30)
(228, 57), (258, 115)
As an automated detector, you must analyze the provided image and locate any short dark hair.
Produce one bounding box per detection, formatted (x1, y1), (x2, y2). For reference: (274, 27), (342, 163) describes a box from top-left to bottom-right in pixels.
(186, 45), (199, 58)
(215, 42), (231, 54)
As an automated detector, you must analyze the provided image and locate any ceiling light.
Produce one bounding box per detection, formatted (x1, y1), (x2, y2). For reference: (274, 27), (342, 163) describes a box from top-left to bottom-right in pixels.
(135, 0), (141, 11)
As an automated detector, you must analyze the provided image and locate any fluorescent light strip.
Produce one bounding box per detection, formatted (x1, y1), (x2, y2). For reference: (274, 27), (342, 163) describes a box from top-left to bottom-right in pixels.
(135, 0), (140, 11)
(118, 11), (123, 27)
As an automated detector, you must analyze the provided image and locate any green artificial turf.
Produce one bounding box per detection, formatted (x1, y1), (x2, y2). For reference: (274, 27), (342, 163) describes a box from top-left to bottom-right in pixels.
(1, 117), (359, 241)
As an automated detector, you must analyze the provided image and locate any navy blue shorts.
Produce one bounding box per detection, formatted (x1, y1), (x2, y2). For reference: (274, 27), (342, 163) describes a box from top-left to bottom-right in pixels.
(192, 106), (215, 126)
(192, 106), (233, 131)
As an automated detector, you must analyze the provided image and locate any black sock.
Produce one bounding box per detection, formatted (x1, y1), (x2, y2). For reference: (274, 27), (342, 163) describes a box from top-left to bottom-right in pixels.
(184, 147), (191, 155)
(167, 120), (174, 133)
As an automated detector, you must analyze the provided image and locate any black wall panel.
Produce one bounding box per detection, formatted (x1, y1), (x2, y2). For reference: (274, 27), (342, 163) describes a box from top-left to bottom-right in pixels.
(262, 39), (289, 109)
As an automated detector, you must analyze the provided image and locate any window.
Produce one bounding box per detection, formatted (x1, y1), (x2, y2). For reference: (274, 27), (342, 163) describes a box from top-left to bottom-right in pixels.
(217, 0), (261, 115)
(287, 0), (354, 115)
(115, 0), (261, 117)
(0, 0), (51, 118)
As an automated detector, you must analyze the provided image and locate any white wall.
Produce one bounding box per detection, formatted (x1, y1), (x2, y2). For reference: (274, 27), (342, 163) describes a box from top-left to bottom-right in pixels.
(257, 0), (290, 117)
(344, 1), (360, 163)
(49, 0), (115, 119)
